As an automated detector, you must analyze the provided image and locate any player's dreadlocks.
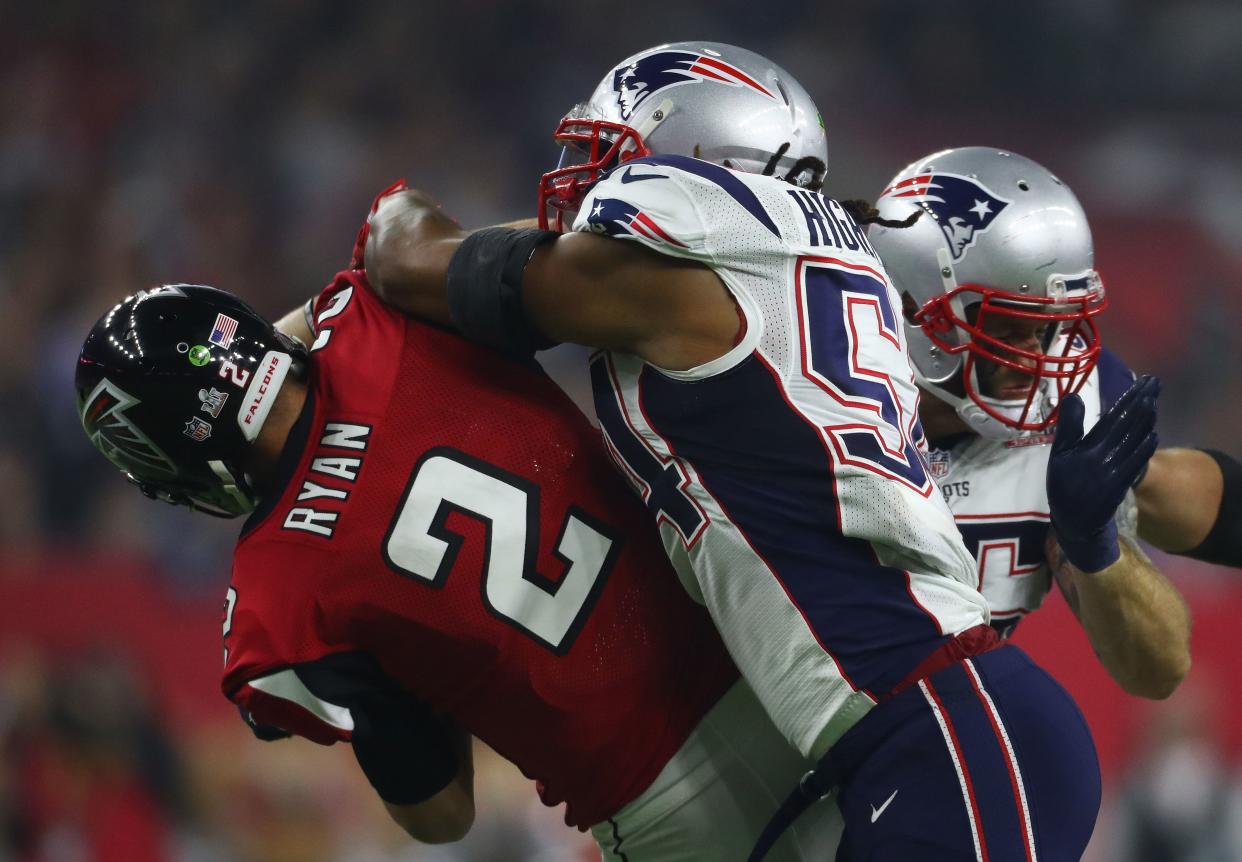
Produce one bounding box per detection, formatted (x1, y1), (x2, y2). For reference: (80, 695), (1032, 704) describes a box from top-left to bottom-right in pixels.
(838, 199), (921, 230)
(761, 142), (826, 193)
(761, 143), (921, 230)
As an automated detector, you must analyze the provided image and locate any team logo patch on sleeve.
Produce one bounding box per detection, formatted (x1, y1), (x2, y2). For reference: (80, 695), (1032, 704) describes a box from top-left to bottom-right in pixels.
(880, 173), (1009, 260)
(586, 197), (686, 247)
(613, 50), (776, 120)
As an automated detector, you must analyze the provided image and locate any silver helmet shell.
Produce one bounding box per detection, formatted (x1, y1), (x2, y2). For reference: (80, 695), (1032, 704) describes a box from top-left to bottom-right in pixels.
(539, 42), (828, 229)
(869, 147), (1107, 439)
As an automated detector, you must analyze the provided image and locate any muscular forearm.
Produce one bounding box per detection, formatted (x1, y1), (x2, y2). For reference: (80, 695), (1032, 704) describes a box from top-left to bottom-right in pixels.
(1052, 537), (1191, 699)
(1138, 447), (1242, 568)
(1135, 447), (1220, 552)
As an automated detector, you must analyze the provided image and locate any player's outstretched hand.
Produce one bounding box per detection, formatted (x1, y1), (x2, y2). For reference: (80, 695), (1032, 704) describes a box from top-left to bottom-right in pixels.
(1047, 375), (1160, 573)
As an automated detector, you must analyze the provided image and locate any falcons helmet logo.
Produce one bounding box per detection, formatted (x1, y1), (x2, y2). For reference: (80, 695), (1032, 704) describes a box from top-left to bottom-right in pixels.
(79, 378), (179, 478)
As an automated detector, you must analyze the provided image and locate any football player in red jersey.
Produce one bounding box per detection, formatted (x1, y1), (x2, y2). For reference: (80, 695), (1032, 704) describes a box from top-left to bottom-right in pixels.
(74, 200), (842, 860)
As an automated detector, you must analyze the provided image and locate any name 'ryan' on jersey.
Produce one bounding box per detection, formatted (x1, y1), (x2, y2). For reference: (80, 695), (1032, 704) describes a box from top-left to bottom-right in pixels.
(573, 156), (990, 758)
(222, 271), (737, 828)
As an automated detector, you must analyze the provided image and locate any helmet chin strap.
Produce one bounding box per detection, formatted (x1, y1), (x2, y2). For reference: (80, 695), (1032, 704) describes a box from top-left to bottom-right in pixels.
(956, 397), (1031, 441)
(206, 459), (257, 512)
(917, 373), (1053, 442)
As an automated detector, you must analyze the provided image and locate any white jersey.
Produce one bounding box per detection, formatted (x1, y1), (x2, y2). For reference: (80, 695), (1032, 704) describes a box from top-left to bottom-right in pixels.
(573, 156), (988, 758)
(929, 348), (1136, 636)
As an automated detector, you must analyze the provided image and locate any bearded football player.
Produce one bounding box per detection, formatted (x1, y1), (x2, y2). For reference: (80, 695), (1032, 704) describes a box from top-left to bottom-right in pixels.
(868, 147), (1196, 699)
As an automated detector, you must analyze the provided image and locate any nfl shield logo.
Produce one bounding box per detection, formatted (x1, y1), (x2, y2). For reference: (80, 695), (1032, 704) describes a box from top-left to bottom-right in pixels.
(928, 449), (951, 479)
(184, 416), (213, 442)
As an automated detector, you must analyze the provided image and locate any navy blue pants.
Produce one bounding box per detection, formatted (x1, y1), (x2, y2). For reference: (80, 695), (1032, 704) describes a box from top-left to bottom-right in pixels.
(831, 645), (1100, 861)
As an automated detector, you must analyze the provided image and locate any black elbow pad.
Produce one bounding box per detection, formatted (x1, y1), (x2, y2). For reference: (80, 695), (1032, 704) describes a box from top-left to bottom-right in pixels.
(445, 227), (559, 359)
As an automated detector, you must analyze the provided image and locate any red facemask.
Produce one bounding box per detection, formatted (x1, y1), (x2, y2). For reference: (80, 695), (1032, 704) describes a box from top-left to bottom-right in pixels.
(538, 117), (652, 231)
(914, 277), (1109, 432)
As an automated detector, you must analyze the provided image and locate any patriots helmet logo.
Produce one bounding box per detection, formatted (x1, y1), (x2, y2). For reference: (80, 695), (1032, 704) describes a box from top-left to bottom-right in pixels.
(586, 197), (686, 247)
(80, 378), (179, 479)
(612, 50), (776, 121)
(881, 173), (1010, 260)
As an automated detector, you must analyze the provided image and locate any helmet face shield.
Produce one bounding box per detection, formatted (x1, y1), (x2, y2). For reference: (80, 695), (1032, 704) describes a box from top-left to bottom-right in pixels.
(913, 274), (1108, 432)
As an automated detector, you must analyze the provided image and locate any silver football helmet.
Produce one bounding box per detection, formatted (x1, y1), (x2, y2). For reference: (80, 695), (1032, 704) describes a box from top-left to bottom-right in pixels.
(538, 42), (828, 230)
(869, 147), (1108, 439)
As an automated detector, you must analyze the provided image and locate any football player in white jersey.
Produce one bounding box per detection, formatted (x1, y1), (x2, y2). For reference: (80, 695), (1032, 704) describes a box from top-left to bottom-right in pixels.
(363, 44), (1134, 860)
(868, 148), (1194, 700)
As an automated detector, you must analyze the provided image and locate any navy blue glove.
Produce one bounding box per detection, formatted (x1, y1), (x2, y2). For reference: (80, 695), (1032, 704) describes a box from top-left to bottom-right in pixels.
(1047, 375), (1160, 573)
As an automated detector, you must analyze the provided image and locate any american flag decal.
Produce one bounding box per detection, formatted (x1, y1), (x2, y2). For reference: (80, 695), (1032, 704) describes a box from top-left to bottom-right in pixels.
(209, 313), (239, 349)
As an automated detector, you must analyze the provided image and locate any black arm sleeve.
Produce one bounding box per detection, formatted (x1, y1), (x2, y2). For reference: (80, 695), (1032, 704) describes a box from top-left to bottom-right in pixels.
(295, 652), (459, 805)
(350, 692), (459, 805)
(445, 227), (559, 359)
(1183, 449), (1242, 568)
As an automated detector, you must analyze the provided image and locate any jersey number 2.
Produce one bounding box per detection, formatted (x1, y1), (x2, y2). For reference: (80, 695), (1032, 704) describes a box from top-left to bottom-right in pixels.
(382, 448), (619, 654)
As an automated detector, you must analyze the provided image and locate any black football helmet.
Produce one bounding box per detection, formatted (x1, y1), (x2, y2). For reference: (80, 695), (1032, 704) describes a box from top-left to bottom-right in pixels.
(75, 284), (307, 517)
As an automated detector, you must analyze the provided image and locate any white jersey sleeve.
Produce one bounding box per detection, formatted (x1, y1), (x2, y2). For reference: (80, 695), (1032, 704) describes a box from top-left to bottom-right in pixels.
(574, 155), (789, 268)
(574, 158), (709, 259)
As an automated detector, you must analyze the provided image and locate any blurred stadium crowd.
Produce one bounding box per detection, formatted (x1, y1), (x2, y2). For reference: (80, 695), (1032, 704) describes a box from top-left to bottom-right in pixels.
(2, 1), (1241, 859)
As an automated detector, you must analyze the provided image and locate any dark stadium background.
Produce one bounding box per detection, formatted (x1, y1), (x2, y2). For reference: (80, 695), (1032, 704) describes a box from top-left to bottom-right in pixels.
(2, 2), (1240, 859)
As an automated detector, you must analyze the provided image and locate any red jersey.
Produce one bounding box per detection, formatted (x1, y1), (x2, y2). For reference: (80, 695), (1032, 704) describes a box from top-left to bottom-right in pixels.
(223, 272), (737, 827)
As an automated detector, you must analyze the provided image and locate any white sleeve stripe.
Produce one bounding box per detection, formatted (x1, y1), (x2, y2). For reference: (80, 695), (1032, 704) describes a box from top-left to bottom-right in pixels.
(247, 669), (355, 731)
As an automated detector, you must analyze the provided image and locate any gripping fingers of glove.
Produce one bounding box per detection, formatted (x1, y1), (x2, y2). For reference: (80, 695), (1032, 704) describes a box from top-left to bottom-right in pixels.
(1092, 375), (1161, 452)
(1112, 429), (1159, 490)
(1103, 392), (1158, 465)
